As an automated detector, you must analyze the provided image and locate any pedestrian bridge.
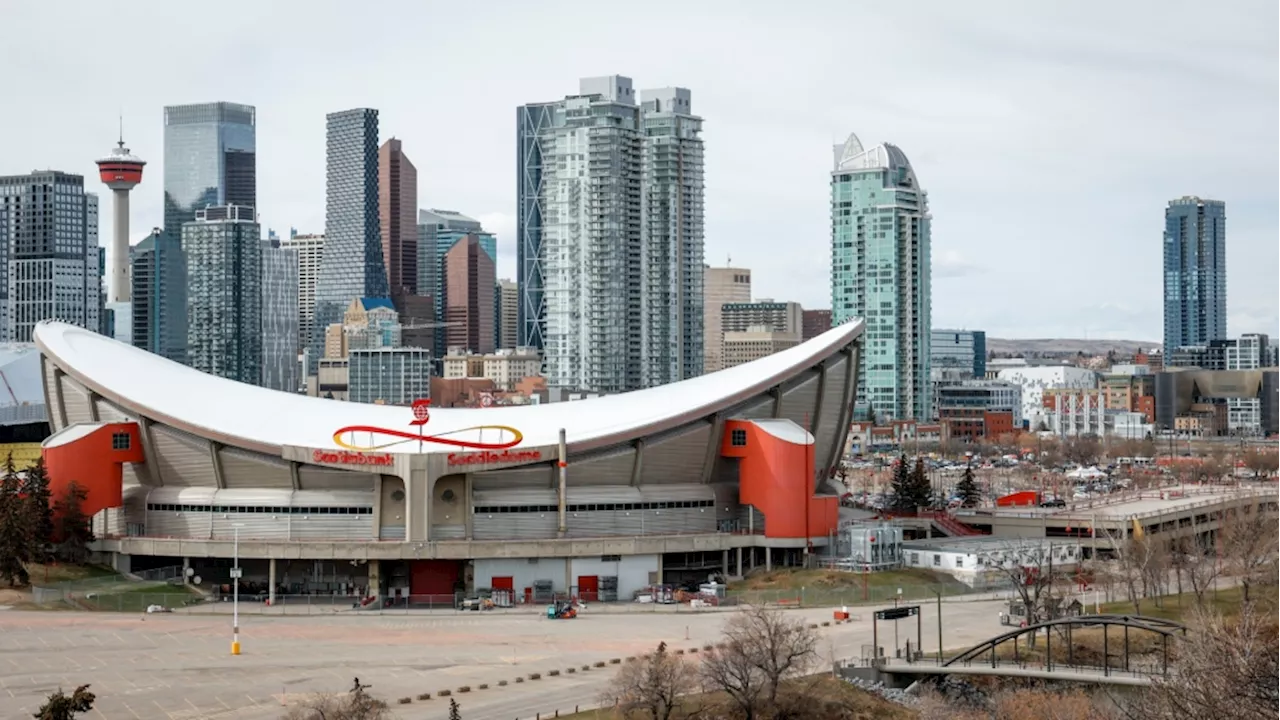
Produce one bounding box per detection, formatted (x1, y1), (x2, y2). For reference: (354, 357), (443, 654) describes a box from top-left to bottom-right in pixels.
(838, 614), (1187, 690)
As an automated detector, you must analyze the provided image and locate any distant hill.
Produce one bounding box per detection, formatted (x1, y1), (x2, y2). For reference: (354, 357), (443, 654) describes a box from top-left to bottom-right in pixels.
(987, 338), (1158, 357)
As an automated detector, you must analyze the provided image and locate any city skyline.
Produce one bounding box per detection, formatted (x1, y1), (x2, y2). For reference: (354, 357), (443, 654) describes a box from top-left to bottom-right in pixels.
(1, 1), (1276, 340)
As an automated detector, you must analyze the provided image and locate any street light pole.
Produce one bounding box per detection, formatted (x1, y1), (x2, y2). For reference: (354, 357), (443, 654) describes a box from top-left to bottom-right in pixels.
(231, 524), (243, 656)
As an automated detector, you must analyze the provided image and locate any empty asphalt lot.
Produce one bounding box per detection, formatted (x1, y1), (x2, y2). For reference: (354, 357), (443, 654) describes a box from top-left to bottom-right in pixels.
(0, 599), (1010, 719)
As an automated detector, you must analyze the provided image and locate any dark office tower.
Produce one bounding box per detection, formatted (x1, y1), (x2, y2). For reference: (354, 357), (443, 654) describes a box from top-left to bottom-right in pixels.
(131, 228), (188, 363)
(0, 171), (101, 342)
(182, 205), (262, 384)
(378, 138), (418, 299)
(162, 102), (256, 238)
(1163, 196), (1227, 353)
(311, 108), (387, 367)
(444, 235), (496, 354)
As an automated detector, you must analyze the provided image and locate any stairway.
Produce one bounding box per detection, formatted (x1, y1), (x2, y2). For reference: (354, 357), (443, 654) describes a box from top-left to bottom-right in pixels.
(929, 512), (983, 537)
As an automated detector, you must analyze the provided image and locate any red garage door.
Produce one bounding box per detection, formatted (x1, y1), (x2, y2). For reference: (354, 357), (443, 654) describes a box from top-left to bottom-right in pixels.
(409, 560), (461, 599)
(578, 575), (599, 602)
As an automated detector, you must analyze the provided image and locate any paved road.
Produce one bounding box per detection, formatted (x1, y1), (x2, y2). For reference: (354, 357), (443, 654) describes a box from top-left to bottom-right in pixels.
(0, 599), (1012, 720)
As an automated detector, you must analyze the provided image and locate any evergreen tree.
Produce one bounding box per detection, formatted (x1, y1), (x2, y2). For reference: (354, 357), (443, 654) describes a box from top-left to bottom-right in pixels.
(448, 697), (462, 720)
(22, 457), (54, 564)
(955, 463), (981, 508)
(888, 454), (913, 512)
(908, 456), (934, 510)
(0, 453), (31, 586)
(33, 685), (95, 720)
(53, 482), (94, 565)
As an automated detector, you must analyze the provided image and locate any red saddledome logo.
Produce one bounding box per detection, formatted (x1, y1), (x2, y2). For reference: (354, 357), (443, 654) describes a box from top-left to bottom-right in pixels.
(331, 399), (532, 461)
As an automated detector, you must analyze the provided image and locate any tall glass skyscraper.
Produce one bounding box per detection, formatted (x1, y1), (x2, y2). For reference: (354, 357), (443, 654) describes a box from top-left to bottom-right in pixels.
(181, 205), (261, 383)
(262, 242), (299, 392)
(417, 208), (496, 360)
(311, 108), (388, 368)
(162, 102), (256, 238)
(1163, 196), (1226, 353)
(517, 76), (704, 393)
(831, 133), (932, 421)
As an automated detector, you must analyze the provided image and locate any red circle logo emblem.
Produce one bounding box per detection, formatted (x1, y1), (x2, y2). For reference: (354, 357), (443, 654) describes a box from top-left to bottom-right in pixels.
(411, 398), (431, 425)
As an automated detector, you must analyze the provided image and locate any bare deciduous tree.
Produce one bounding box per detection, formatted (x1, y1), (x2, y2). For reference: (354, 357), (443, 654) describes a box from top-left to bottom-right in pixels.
(1137, 604), (1279, 720)
(700, 606), (817, 719)
(281, 678), (391, 720)
(1219, 502), (1280, 605)
(979, 539), (1076, 642)
(599, 642), (697, 720)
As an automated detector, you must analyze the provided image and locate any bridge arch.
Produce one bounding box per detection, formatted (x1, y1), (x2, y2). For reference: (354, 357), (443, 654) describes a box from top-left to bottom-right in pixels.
(946, 614), (1188, 678)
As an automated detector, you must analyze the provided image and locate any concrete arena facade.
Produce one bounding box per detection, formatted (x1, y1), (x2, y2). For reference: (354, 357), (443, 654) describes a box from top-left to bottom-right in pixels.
(35, 320), (863, 600)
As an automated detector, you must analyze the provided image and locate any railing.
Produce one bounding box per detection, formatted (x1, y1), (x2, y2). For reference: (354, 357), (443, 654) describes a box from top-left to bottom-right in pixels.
(880, 655), (1166, 680)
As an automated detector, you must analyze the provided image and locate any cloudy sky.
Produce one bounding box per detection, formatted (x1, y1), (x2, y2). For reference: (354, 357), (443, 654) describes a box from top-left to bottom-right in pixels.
(3, 0), (1276, 342)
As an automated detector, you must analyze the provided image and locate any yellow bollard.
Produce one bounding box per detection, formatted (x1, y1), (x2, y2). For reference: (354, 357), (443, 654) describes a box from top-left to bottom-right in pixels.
(231, 641), (241, 656)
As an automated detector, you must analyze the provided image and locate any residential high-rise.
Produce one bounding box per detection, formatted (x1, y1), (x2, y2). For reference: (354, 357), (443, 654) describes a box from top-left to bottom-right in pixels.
(444, 235), (496, 354)
(801, 309), (832, 341)
(312, 108), (387, 368)
(131, 228), (187, 362)
(378, 139), (418, 300)
(518, 75), (703, 392)
(262, 242), (299, 393)
(1225, 333), (1269, 435)
(1163, 196), (1227, 352)
(279, 232), (324, 357)
(703, 266), (751, 373)
(0, 171), (101, 342)
(162, 102), (256, 238)
(831, 133), (931, 421)
(497, 279), (519, 350)
(181, 205), (261, 383)
(640, 87), (705, 386)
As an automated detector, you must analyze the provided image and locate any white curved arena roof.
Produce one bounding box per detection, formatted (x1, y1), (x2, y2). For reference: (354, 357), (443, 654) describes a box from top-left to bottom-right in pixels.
(35, 319), (862, 455)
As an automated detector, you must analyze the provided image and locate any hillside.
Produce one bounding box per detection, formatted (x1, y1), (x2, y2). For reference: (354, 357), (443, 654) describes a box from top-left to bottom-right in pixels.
(987, 337), (1157, 357)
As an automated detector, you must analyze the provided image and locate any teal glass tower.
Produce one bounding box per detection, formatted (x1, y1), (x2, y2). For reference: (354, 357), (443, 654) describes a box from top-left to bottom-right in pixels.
(830, 133), (931, 421)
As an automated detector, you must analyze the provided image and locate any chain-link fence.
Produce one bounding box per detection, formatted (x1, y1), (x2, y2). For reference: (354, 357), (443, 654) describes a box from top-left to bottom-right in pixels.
(30, 565), (185, 608)
(724, 580), (1000, 608)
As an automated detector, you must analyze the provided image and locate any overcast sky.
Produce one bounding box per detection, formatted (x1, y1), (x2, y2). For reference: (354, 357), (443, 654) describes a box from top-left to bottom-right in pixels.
(3, 0), (1276, 342)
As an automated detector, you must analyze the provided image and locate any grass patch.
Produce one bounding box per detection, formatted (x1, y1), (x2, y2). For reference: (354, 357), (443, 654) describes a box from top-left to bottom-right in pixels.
(555, 674), (913, 720)
(26, 563), (119, 584)
(1090, 579), (1280, 620)
(81, 584), (203, 612)
(728, 568), (972, 605)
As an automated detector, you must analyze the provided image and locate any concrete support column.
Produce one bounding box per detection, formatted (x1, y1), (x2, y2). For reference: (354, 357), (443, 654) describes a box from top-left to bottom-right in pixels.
(182, 557), (190, 585)
(565, 558), (573, 598)
(367, 560), (381, 602)
(722, 549), (729, 579)
(736, 547), (743, 578)
(112, 553), (132, 575)
(655, 554), (664, 585)
(765, 548), (772, 572)
(268, 558), (277, 606)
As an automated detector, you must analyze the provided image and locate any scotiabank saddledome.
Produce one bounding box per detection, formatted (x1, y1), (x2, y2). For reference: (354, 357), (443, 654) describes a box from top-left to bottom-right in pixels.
(35, 319), (863, 600)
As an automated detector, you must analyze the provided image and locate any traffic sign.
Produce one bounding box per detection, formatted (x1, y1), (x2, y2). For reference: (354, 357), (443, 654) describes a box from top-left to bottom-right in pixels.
(875, 605), (919, 621)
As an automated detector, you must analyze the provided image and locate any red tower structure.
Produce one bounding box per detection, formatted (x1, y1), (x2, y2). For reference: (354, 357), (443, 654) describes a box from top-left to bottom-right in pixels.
(96, 126), (145, 304)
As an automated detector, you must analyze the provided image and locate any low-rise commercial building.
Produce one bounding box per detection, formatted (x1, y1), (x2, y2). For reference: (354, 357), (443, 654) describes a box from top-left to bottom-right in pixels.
(443, 347), (542, 392)
(348, 347), (432, 405)
(1043, 388), (1107, 437)
(937, 380), (1020, 440)
(722, 327), (801, 368)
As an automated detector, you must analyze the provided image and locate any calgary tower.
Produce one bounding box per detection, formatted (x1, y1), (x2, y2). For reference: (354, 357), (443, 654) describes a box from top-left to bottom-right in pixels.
(96, 124), (145, 303)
